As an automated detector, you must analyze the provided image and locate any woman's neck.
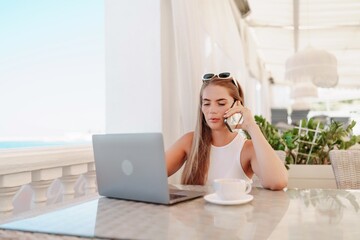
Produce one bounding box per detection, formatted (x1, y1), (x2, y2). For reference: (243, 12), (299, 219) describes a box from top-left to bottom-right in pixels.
(211, 130), (237, 147)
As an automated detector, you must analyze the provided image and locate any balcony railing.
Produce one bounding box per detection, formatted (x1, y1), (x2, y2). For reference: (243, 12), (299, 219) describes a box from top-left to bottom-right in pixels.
(0, 145), (96, 216)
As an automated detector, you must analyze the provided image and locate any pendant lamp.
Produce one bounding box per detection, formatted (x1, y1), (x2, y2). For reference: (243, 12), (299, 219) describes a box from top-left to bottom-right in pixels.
(290, 81), (318, 99)
(285, 46), (339, 88)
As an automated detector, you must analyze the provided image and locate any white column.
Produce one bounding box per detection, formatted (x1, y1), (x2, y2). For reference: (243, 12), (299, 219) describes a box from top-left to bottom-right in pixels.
(84, 162), (97, 193)
(105, 0), (163, 133)
(0, 187), (21, 213)
(0, 172), (31, 212)
(60, 164), (88, 200)
(30, 167), (62, 206)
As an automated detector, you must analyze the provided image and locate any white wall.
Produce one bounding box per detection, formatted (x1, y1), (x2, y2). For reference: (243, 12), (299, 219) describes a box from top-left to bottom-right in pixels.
(105, 0), (162, 133)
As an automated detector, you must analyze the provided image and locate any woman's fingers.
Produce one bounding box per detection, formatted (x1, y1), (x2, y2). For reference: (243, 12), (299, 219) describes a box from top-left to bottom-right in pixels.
(224, 101), (244, 118)
(225, 100), (257, 131)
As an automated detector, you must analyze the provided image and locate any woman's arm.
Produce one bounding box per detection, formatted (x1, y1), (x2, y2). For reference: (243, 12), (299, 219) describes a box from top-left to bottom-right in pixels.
(225, 102), (288, 190)
(165, 132), (193, 177)
(244, 130), (288, 190)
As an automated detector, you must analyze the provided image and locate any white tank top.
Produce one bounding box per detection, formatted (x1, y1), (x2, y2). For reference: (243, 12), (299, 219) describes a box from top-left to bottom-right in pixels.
(206, 133), (252, 185)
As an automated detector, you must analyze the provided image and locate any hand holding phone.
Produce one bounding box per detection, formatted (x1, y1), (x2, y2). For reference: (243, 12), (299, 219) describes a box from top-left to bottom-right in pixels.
(224, 101), (243, 132)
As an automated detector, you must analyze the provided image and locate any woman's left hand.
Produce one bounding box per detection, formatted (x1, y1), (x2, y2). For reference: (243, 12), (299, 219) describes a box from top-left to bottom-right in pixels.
(224, 101), (257, 132)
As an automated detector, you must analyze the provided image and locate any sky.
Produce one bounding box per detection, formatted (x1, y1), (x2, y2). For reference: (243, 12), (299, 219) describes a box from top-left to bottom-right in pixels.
(0, 0), (105, 141)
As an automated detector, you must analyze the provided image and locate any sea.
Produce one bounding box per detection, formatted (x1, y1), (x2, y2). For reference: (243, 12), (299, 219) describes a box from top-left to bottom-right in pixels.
(0, 141), (91, 149)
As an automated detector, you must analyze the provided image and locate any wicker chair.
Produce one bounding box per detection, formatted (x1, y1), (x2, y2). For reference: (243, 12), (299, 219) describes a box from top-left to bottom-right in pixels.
(329, 150), (360, 189)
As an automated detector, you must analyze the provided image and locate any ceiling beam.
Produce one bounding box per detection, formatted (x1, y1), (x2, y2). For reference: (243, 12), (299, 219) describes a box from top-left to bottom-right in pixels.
(245, 21), (360, 30)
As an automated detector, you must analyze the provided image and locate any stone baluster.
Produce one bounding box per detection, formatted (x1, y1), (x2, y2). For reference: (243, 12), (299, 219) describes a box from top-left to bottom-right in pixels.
(0, 172), (31, 213)
(30, 167), (63, 207)
(60, 163), (88, 200)
(0, 145), (94, 215)
(84, 162), (97, 194)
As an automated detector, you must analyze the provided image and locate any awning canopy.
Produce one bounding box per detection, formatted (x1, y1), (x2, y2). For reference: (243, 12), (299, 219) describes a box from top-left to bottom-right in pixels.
(237, 0), (360, 89)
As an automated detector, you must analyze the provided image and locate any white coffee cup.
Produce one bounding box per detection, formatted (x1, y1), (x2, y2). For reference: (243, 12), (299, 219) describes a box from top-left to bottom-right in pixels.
(213, 178), (252, 201)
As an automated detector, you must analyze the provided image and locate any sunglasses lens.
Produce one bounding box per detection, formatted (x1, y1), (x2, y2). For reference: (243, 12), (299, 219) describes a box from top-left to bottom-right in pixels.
(219, 72), (230, 78)
(203, 73), (215, 80)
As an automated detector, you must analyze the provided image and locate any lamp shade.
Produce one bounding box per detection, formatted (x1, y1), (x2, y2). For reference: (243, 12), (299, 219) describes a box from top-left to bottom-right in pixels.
(290, 81), (318, 99)
(285, 46), (338, 88)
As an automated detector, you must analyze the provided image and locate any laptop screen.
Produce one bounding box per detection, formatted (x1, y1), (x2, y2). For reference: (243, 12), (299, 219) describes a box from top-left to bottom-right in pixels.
(92, 133), (171, 204)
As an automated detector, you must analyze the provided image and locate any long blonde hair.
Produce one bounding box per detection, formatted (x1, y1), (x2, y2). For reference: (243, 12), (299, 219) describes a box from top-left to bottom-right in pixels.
(181, 77), (244, 185)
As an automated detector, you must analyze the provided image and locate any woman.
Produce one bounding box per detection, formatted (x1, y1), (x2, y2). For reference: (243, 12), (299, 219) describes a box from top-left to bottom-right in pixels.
(166, 73), (288, 190)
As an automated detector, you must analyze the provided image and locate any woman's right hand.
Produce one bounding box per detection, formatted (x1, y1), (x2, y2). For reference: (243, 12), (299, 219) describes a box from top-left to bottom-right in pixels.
(224, 101), (257, 134)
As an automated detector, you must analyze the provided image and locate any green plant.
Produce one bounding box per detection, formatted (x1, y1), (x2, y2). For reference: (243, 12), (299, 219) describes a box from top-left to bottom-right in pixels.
(254, 115), (285, 151)
(254, 115), (360, 166)
(314, 120), (359, 164)
(254, 115), (297, 168)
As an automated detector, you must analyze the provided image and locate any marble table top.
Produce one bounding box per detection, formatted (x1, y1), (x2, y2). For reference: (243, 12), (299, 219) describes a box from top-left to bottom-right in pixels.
(1, 185), (359, 240)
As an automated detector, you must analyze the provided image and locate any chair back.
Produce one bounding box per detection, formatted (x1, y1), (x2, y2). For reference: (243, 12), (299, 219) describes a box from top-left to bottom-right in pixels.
(271, 108), (288, 125)
(329, 150), (360, 189)
(290, 109), (309, 125)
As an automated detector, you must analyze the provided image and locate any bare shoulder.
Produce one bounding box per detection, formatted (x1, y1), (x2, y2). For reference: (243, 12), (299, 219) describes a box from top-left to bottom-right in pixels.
(176, 131), (194, 150)
(181, 131), (194, 141)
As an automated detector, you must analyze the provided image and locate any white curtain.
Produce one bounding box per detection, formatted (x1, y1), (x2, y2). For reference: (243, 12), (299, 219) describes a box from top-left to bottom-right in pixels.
(161, 0), (251, 183)
(162, 0), (249, 147)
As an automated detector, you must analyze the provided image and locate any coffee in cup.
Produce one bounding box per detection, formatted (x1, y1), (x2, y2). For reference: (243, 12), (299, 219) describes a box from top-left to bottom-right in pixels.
(213, 178), (252, 201)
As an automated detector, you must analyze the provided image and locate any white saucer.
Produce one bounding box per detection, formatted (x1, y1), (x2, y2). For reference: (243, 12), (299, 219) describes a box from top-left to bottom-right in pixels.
(204, 193), (254, 205)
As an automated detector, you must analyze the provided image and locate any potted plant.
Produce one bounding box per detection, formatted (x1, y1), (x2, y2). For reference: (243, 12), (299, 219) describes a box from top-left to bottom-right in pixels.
(253, 115), (360, 189)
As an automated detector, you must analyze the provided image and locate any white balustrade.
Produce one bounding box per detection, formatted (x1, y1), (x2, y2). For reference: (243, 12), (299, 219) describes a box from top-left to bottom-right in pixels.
(31, 167), (63, 206)
(84, 162), (97, 194)
(0, 145), (96, 215)
(60, 163), (88, 200)
(0, 172), (32, 212)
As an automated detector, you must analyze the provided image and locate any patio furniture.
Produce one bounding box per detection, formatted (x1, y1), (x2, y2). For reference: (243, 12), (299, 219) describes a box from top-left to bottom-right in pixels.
(330, 117), (350, 127)
(271, 108), (288, 125)
(329, 150), (360, 189)
(2, 186), (360, 239)
(290, 109), (309, 125)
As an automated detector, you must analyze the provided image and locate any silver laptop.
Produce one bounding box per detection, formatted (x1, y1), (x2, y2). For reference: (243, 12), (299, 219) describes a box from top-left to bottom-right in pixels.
(92, 132), (205, 205)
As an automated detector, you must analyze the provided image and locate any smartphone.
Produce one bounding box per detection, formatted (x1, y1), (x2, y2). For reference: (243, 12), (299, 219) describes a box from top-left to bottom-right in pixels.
(224, 101), (243, 132)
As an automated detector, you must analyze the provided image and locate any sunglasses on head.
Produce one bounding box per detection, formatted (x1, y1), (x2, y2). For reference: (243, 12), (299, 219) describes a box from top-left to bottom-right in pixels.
(202, 72), (238, 87)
